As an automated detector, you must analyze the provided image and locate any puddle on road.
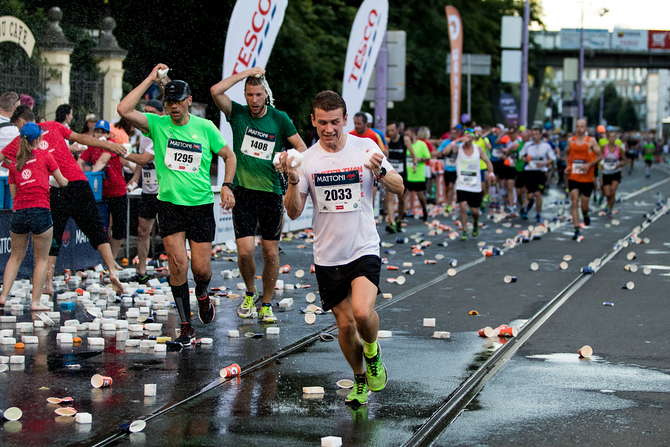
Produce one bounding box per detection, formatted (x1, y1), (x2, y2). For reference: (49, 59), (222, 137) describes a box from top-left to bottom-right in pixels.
(444, 353), (670, 445)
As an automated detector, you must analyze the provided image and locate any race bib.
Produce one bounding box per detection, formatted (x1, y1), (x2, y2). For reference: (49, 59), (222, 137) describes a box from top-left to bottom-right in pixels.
(390, 161), (404, 173)
(492, 148), (504, 159)
(572, 159), (586, 174)
(142, 162), (158, 185)
(445, 153), (457, 167)
(165, 138), (202, 172)
(528, 161), (538, 170)
(603, 161), (618, 171)
(240, 127), (276, 160)
(314, 169), (361, 213)
(460, 171), (478, 186)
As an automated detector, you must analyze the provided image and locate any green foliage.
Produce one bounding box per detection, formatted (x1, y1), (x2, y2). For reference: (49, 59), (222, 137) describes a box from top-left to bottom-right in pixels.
(617, 99), (640, 131)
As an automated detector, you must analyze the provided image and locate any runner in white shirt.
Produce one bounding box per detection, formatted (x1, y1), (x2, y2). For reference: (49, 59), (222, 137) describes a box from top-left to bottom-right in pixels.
(125, 99), (164, 283)
(442, 130), (495, 241)
(520, 127), (556, 223)
(281, 91), (404, 408)
(0, 92), (20, 155)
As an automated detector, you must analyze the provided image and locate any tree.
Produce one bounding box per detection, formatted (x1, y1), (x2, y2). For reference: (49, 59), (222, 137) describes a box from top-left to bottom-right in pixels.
(617, 99), (640, 131)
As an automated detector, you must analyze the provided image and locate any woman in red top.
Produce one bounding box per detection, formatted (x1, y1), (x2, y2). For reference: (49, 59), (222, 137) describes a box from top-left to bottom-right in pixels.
(0, 122), (68, 310)
(78, 120), (131, 265)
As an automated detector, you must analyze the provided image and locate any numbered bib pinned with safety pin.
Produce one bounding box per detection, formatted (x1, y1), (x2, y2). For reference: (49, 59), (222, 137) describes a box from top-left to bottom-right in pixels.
(241, 127), (276, 160)
(314, 169), (361, 213)
(165, 138), (202, 172)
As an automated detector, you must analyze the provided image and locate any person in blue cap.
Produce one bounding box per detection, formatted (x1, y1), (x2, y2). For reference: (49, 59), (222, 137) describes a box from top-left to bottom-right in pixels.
(0, 122), (68, 310)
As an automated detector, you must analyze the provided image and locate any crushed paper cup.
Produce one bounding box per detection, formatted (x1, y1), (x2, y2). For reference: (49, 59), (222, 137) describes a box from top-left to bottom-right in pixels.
(228, 330), (240, 338)
(336, 379), (354, 389)
(305, 292), (316, 303)
(266, 327), (280, 335)
(304, 313), (316, 324)
(144, 384), (157, 396)
(578, 345), (593, 358)
(302, 386), (325, 394)
(295, 269), (305, 278)
(382, 293), (392, 299)
(423, 318), (436, 327)
(432, 331), (451, 339)
(321, 436), (343, 447)
(286, 148), (303, 167)
(75, 412), (92, 424)
(377, 330), (392, 338)
(563, 255), (572, 261)
(157, 67), (168, 78)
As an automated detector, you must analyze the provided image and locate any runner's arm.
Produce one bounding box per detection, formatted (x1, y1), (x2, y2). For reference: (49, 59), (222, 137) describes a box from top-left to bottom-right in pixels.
(91, 152), (112, 172)
(51, 168), (68, 188)
(216, 144), (237, 211)
(280, 151), (308, 219)
(479, 147), (495, 178)
(210, 67), (266, 118)
(70, 132), (126, 156)
(125, 151), (154, 166)
(405, 135), (418, 167)
(118, 64), (167, 134)
(286, 132), (308, 153)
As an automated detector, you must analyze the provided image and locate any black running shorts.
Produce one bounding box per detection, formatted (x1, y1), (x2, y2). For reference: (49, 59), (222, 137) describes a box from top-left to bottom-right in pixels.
(158, 201), (215, 243)
(232, 186), (284, 241)
(315, 255), (381, 311)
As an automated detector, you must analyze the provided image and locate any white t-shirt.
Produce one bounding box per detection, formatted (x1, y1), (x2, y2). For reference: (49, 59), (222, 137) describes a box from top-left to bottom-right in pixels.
(297, 134), (394, 266)
(0, 115), (19, 151)
(138, 134), (158, 195)
(520, 141), (556, 172)
(455, 145), (482, 193)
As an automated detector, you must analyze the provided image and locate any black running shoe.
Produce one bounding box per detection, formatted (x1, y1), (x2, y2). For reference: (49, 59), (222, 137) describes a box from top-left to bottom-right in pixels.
(197, 295), (215, 324)
(175, 323), (195, 346)
(583, 214), (591, 226)
(129, 273), (149, 284)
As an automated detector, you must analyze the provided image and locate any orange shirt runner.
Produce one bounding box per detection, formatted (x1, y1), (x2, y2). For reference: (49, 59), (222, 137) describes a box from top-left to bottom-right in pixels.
(568, 136), (597, 183)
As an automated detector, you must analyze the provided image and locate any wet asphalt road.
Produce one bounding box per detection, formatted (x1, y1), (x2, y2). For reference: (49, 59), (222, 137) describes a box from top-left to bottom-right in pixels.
(1, 164), (669, 447)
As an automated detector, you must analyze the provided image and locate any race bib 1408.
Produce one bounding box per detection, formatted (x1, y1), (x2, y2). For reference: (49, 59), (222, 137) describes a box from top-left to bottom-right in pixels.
(314, 169), (362, 213)
(241, 127), (276, 160)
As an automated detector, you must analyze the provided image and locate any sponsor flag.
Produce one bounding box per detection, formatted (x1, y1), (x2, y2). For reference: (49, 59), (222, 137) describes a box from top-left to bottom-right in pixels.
(217, 0), (289, 184)
(445, 6), (463, 128)
(342, 0), (389, 132)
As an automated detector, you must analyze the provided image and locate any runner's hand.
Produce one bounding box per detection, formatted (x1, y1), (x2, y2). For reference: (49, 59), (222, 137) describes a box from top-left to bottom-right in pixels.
(220, 185), (235, 211)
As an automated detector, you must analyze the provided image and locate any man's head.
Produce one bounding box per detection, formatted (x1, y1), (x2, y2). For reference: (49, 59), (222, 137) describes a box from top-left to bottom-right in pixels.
(450, 126), (461, 141)
(575, 119), (587, 136)
(10, 104), (35, 130)
(244, 76), (269, 118)
(353, 112), (367, 134)
(0, 92), (20, 115)
(56, 104), (72, 125)
(531, 126), (543, 143)
(386, 121), (400, 141)
(144, 99), (164, 115)
(94, 119), (111, 138)
(163, 80), (192, 124)
(520, 129), (531, 142)
(405, 126), (417, 142)
(310, 91), (347, 151)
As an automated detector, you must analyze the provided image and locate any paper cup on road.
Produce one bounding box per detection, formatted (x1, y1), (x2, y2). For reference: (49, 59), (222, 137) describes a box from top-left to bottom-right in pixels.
(503, 275), (517, 283)
(559, 261), (569, 270)
(305, 292), (316, 303)
(55, 407), (77, 417)
(626, 251), (636, 260)
(447, 268), (457, 277)
(220, 363), (241, 379)
(336, 379), (354, 389)
(3, 407), (22, 421)
(643, 267), (652, 275)
(75, 412), (92, 424)
(280, 264), (291, 274)
(144, 384), (157, 396)
(396, 275), (406, 285)
(305, 313), (316, 325)
(423, 318), (436, 327)
(578, 345), (593, 358)
(498, 326), (517, 337)
(478, 326), (495, 338)
(295, 269), (305, 278)
(563, 255), (572, 261)
(530, 262), (539, 271)
(91, 374), (113, 388)
(129, 420), (146, 433)
(622, 281), (635, 290)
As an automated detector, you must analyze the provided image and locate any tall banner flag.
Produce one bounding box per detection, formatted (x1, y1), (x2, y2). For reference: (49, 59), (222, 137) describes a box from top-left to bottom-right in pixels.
(445, 6), (463, 127)
(342, 0), (389, 132)
(218, 0), (289, 184)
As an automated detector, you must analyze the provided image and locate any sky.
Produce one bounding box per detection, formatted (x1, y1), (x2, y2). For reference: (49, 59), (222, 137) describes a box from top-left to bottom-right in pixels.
(538, 0), (670, 31)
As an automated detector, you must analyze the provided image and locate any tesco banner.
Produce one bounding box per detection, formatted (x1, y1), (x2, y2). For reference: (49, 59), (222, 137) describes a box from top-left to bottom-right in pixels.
(218, 0), (288, 184)
(445, 6), (463, 128)
(342, 0), (389, 132)
(612, 29), (647, 51)
(648, 30), (670, 51)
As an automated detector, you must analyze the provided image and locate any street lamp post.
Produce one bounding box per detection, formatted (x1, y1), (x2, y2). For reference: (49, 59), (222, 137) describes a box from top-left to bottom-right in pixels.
(577, 1), (585, 120)
(520, 0), (530, 127)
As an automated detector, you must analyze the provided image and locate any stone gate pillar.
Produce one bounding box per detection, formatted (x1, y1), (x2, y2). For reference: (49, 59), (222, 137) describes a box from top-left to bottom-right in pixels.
(92, 17), (127, 121)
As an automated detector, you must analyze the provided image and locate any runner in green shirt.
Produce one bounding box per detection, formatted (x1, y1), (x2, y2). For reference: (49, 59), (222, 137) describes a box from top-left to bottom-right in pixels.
(642, 135), (656, 178)
(405, 127), (431, 221)
(118, 63), (237, 346)
(211, 67), (307, 323)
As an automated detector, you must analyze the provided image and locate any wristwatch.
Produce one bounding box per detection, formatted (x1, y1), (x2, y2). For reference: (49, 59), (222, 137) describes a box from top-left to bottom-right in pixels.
(376, 167), (387, 180)
(222, 182), (234, 190)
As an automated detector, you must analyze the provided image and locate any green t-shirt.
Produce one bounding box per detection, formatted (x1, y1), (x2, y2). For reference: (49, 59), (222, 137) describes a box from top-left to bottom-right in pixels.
(643, 142), (655, 161)
(145, 113), (225, 206)
(406, 140), (431, 182)
(474, 137), (489, 169)
(227, 101), (298, 194)
(515, 141), (526, 172)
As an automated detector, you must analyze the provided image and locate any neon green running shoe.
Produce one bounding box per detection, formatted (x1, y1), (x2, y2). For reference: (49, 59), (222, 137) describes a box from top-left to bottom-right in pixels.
(472, 227), (480, 237)
(460, 231), (468, 241)
(237, 290), (257, 318)
(345, 374), (370, 406)
(259, 304), (277, 323)
(364, 344), (388, 392)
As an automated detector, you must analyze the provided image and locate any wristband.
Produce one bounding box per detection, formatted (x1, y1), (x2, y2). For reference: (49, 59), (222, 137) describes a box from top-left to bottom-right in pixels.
(289, 178), (300, 185)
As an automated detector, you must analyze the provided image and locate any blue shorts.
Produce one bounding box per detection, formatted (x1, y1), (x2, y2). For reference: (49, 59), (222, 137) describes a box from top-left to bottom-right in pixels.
(10, 207), (53, 235)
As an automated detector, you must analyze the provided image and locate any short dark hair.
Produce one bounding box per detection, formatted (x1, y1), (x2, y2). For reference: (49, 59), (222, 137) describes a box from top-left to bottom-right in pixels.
(387, 121), (399, 129)
(311, 91), (347, 117)
(354, 111), (367, 123)
(244, 76), (264, 90)
(11, 104), (35, 124)
(0, 92), (19, 112)
(56, 104), (71, 123)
